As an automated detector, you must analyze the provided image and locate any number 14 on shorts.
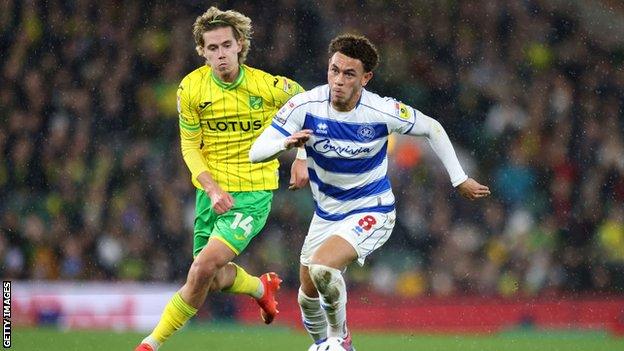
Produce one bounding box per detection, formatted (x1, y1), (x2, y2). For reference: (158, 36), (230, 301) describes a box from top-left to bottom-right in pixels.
(230, 212), (253, 237)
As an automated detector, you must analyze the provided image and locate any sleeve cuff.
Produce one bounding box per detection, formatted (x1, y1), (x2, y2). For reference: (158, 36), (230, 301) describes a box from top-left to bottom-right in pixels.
(295, 147), (307, 160)
(452, 175), (469, 187)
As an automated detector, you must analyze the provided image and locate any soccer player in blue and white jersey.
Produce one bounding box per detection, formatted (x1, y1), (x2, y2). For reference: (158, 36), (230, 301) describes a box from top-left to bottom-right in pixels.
(250, 34), (490, 350)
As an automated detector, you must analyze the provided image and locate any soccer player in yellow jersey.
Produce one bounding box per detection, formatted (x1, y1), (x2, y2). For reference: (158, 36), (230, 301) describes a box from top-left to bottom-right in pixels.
(135, 7), (306, 351)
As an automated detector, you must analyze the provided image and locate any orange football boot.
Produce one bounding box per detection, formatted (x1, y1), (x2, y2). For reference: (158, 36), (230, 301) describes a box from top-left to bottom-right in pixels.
(255, 272), (282, 324)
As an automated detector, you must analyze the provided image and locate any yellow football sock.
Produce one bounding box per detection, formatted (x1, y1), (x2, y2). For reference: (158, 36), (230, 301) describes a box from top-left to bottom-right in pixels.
(222, 263), (263, 298)
(150, 292), (198, 344)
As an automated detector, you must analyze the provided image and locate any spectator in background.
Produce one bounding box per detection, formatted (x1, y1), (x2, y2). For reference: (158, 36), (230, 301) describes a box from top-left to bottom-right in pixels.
(0, 0), (623, 298)
(597, 205), (624, 291)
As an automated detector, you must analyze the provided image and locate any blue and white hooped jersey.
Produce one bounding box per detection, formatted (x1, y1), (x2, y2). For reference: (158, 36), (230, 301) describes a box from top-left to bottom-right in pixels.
(270, 84), (420, 221)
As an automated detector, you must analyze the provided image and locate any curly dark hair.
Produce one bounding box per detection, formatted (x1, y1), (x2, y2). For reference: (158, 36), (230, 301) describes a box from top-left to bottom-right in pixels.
(328, 34), (379, 72)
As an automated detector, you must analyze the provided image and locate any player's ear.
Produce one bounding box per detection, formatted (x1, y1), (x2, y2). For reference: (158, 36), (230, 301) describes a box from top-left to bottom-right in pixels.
(202, 46), (209, 58)
(236, 38), (243, 54)
(361, 71), (373, 86)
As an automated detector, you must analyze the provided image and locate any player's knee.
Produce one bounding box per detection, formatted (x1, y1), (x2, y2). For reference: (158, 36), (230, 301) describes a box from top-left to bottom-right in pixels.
(308, 264), (338, 292)
(188, 259), (219, 286)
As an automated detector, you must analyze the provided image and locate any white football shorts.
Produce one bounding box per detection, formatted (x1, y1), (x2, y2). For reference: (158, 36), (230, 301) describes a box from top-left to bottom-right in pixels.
(300, 210), (396, 266)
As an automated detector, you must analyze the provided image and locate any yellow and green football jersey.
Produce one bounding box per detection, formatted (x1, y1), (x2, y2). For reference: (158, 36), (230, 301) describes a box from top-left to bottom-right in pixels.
(178, 64), (303, 191)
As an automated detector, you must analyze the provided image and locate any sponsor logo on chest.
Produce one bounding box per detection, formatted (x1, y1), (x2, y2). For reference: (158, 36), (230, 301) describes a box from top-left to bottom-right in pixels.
(312, 138), (372, 158)
(205, 120), (263, 132)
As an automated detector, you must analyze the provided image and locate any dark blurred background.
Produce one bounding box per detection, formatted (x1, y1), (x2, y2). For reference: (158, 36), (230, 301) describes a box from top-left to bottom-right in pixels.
(1, 0), (623, 299)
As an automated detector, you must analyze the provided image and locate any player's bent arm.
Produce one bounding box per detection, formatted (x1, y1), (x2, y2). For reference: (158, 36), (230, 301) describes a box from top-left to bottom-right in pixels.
(249, 126), (289, 163)
(289, 149), (309, 190)
(408, 113), (468, 187)
(178, 76), (210, 183)
(196, 170), (234, 213)
(196, 171), (219, 195)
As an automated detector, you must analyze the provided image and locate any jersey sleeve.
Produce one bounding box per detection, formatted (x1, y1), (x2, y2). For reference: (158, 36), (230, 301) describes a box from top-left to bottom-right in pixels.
(178, 75), (209, 183)
(378, 96), (467, 186)
(380, 98), (417, 134)
(269, 92), (308, 137)
(265, 75), (305, 108)
(404, 108), (468, 187)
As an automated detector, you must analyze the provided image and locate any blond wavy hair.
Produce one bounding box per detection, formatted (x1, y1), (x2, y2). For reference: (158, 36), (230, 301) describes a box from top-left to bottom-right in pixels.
(193, 7), (252, 64)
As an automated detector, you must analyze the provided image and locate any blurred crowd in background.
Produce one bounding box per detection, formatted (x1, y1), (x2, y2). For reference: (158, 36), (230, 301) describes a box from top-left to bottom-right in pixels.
(1, 0), (624, 298)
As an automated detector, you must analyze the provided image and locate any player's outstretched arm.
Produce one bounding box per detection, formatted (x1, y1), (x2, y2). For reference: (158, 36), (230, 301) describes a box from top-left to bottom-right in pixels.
(456, 178), (490, 200)
(407, 111), (490, 199)
(408, 113), (468, 187)
(249, 127), (312, 163)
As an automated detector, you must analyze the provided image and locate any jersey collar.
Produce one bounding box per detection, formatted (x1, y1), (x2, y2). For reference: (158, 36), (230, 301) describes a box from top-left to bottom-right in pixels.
(211, 65), (245, 90)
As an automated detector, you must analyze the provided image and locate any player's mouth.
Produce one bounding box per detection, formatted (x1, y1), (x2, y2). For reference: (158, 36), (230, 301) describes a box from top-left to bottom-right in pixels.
(332, 89), (344, 97)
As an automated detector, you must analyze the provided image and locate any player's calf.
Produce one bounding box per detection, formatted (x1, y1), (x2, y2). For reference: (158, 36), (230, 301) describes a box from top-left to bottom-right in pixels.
(298, 288), (328, 341)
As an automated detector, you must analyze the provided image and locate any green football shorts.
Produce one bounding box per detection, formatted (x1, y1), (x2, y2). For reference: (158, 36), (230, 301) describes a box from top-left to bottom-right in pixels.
(193, 189), (273, 257)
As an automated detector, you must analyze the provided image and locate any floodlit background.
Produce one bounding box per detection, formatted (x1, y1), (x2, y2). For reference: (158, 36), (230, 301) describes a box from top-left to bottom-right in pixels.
(1, 1), (624, 350)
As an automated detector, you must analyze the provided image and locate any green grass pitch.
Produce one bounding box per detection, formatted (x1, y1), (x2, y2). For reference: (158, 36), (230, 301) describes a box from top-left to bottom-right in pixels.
(12, 324), (624, 351)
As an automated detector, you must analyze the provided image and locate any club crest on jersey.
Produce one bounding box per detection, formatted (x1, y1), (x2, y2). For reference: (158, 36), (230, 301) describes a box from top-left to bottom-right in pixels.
(357, 125), (375, 141)
(395, 102), (411, 119)
(249, 96), (263, 110)
(316, 122), (328, 134)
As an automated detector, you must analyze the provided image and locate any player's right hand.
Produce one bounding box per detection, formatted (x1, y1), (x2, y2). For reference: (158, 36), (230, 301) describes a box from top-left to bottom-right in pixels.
(457, 178), (490, 200)
(284, 129), (312, 149)
(207, 188), (234, 214)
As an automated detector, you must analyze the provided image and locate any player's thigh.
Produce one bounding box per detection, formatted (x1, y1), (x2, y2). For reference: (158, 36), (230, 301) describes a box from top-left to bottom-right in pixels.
(210, 190), (273, 255)
(194, 190), (273, 257)
(300, 214), (331, 267)
(310, 234), (358, 268)
(196, 237), (238, 267)
(193, 189), (217, 257)
(300, 211), (396, 267)
(346, 210), (396, 265)
(300, 215), (359, 268)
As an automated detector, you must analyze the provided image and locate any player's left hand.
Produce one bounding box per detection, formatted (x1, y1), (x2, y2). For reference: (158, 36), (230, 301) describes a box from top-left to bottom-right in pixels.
(289, 158), (309, 190)
(457, 178), (490, 200)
